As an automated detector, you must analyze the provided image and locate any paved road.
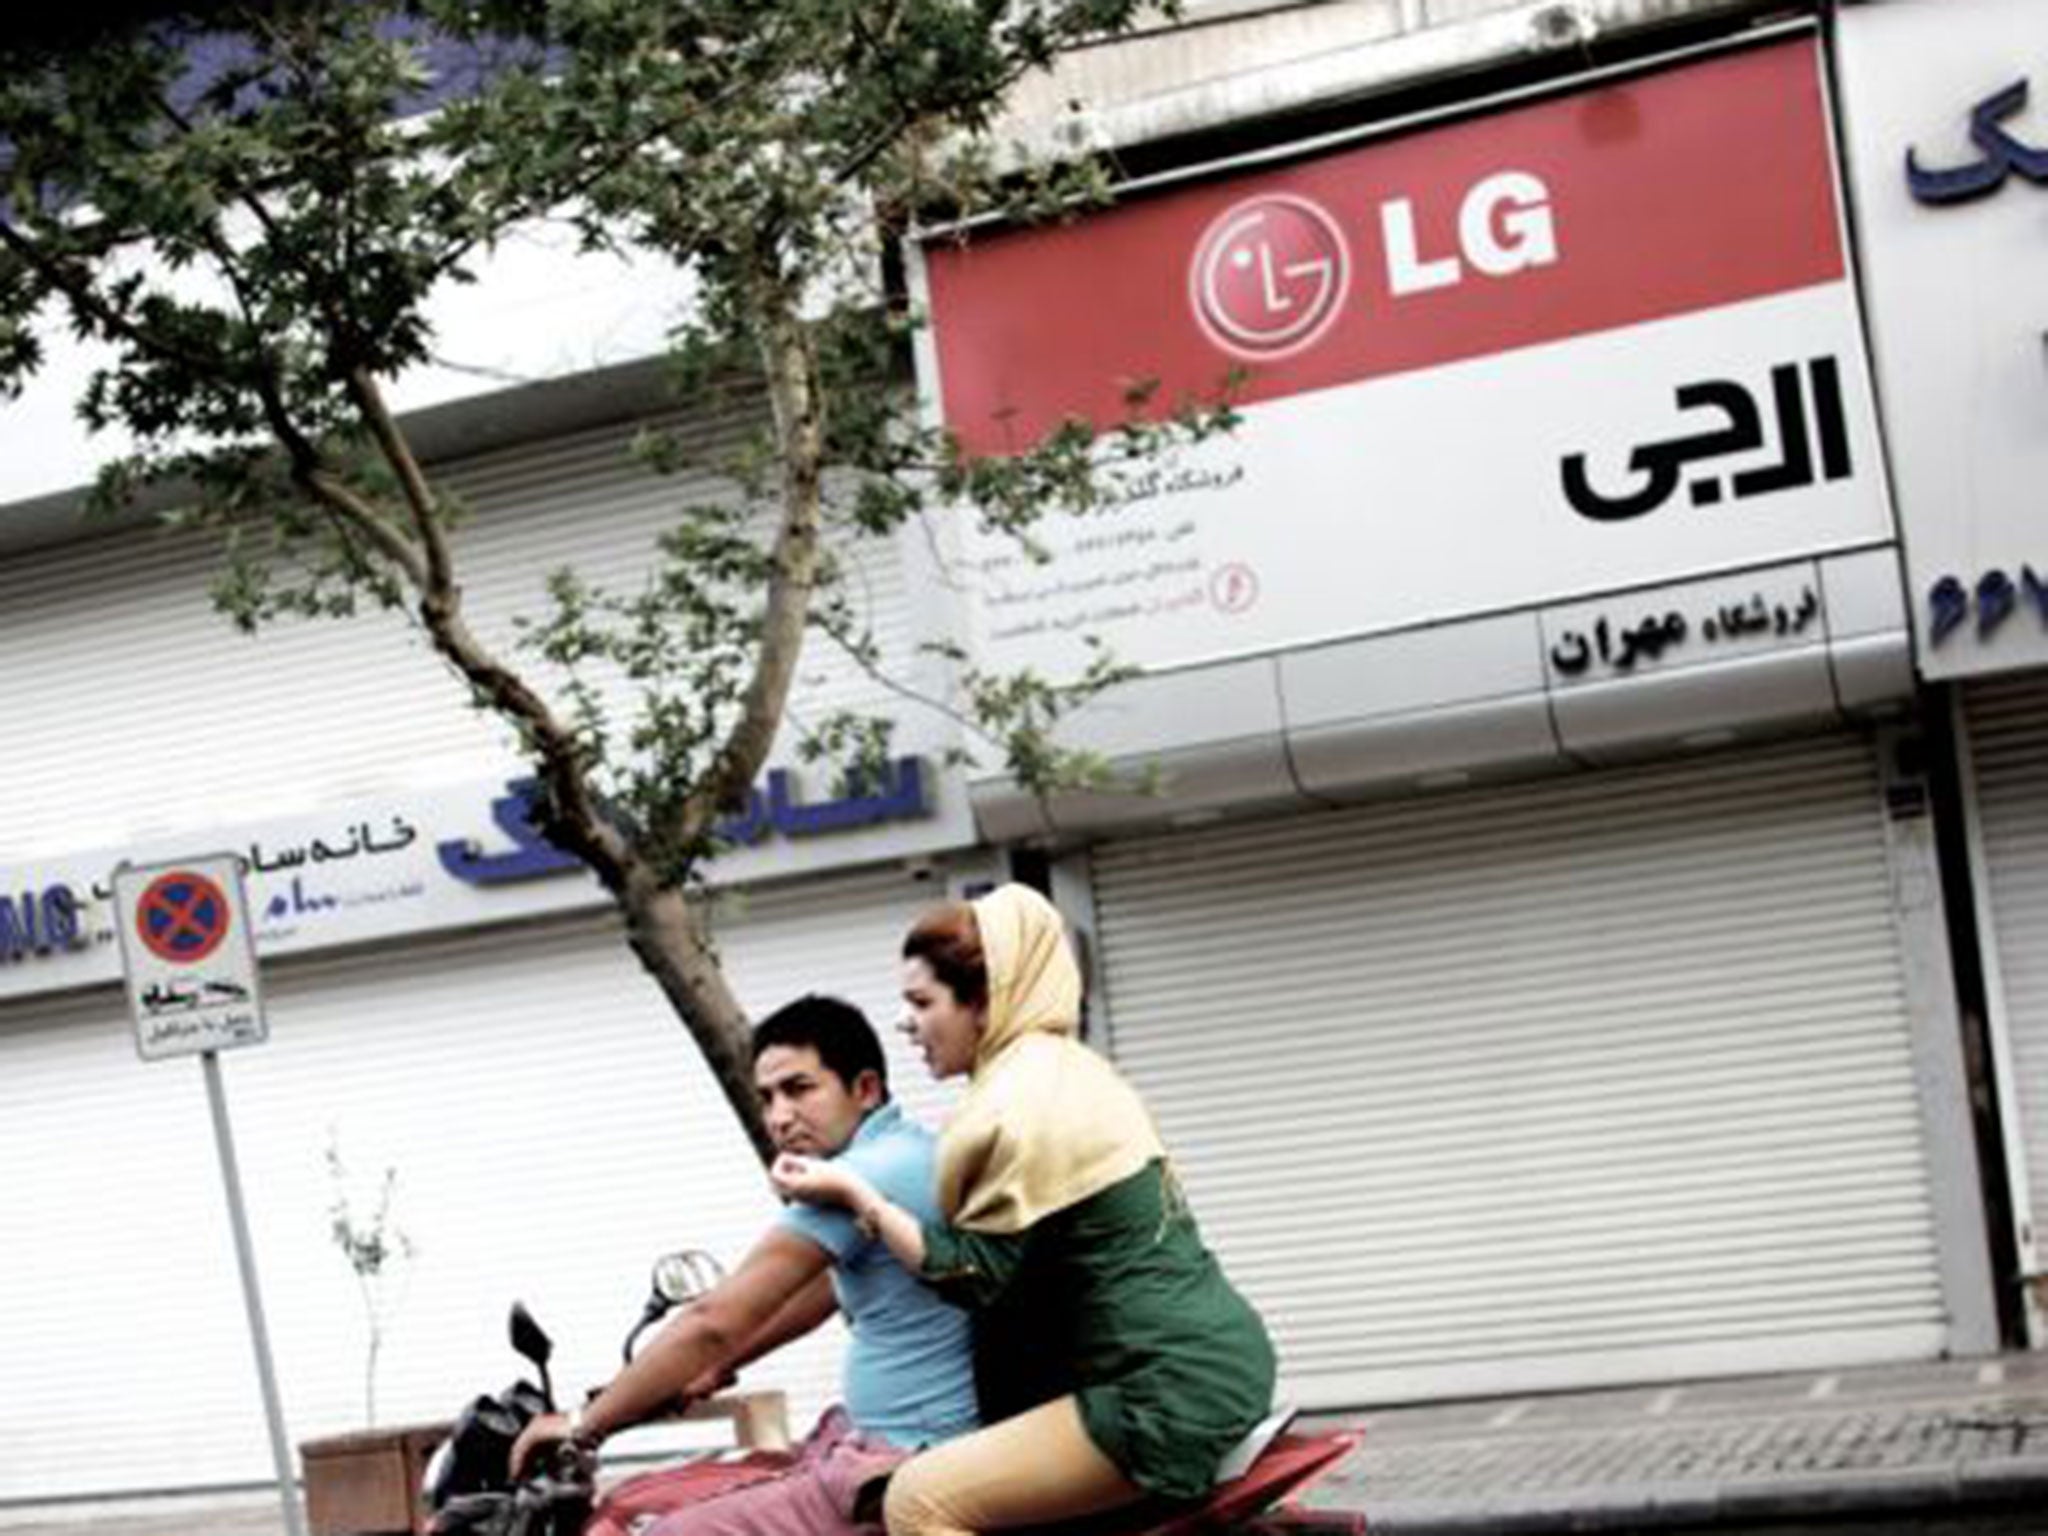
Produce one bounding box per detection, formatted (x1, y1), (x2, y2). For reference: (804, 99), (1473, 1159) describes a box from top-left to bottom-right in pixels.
(8, 1354), (2048, 1536)
(1300, 1353), (2048, 1532)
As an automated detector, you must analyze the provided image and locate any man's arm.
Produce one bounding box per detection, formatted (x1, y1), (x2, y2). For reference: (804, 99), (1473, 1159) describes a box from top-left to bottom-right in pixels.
(509, 1227), (830, 1476)
(723, 1269), (838, 1374)
(683, 1268), (837, 1395)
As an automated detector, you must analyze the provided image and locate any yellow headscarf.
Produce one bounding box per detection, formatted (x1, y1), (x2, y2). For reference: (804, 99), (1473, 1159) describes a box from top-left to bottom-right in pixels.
(934, 884), (1166, 1234)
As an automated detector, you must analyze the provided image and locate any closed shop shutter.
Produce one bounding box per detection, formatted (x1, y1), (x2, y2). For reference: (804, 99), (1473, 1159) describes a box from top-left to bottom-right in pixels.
(0, 406), (914, 859)
(1961, 673), (2048, 1300)
(0, 865), (950, 1501)
(1090, 733), (1946, 1407)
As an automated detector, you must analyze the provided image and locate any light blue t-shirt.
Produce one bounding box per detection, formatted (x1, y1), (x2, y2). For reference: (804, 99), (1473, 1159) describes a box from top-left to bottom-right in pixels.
(776, 1101), (979, 1448)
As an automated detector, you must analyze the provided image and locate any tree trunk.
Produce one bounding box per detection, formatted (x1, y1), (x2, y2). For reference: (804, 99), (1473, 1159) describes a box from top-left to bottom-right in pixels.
(621, 879), (775, 1165)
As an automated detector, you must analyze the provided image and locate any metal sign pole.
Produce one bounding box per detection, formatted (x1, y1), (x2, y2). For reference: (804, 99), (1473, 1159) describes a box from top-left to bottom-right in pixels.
(202, 1048), (308, 1536)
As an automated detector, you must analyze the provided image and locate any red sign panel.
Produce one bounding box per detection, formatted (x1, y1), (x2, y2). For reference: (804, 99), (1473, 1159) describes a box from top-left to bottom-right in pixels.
(924, 38), (1845, 456)
(137, 869), (231, 963)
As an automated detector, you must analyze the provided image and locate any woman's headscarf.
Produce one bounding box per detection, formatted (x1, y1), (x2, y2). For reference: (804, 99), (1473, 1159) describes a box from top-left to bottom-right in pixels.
(934, 883), (1165, 1234)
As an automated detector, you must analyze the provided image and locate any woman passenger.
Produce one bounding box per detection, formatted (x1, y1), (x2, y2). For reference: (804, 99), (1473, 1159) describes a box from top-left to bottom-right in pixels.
(770, 882), (1274, 1536)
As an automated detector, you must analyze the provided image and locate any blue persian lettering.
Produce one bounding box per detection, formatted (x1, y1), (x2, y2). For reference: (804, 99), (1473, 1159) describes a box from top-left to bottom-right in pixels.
(1928, 565), (2048, 647)
(0, 884), (84, 963)
(1907, 79), (2048, 206)
(435, 779), (584, 886)
(438, 759), (934, 886)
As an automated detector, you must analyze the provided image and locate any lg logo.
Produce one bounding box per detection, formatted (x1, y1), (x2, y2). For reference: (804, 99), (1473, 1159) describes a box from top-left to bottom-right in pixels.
(1188, 172), (1559, 361)
(1188, 195), (1350, 361)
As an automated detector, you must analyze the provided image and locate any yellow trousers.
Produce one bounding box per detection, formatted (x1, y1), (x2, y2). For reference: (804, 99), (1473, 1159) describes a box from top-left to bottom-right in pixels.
(883, 1395), (1142, 1536)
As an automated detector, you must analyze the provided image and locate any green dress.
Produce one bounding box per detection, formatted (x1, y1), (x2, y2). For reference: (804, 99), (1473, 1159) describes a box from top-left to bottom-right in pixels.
(919, 1159), (1276, 1501)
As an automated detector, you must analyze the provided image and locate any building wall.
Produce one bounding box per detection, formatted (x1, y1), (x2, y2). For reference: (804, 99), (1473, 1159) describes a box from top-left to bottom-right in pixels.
(1835, 0), (2048, 1339)
(0, 0), (2032, 1508)
(0, 402), (979, 1501)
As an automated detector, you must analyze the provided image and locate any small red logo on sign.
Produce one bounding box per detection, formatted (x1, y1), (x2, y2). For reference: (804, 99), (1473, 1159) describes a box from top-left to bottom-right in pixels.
(1189, 195), (1350, 362)
(1209, 562), (1261, 615)
(137, 870), (231, 963)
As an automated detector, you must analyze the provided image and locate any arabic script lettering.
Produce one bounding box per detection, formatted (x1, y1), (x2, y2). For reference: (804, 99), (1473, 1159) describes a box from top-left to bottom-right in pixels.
(1561, 358), (1853, 523)
(436, 759), (935, 886)
(1550, 584), (1823, 678)
(1927, 564), (2048, 646)
(1906, 79), (2048, 206)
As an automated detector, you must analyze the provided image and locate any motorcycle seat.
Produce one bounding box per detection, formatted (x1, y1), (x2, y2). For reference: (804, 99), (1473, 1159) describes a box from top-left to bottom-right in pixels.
(1213, 1403), (1299, 1484)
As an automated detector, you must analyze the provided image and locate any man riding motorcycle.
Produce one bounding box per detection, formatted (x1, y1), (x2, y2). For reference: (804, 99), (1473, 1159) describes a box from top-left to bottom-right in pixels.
(508, 995), (979, 1535)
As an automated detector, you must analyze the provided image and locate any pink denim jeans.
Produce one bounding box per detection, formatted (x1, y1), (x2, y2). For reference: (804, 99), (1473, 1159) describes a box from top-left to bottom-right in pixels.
(643, 1409), (912, 1536)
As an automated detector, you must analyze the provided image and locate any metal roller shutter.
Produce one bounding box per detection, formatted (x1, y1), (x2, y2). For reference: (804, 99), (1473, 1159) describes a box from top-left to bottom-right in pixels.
(0, 405), (913, 859)
(1090, 734), (1946, 1407)
(0, 865), (951, 1501)
(1961, 674), (2048, 1315)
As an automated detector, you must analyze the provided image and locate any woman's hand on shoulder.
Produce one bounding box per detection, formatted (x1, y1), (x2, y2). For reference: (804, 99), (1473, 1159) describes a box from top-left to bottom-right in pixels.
(770, 1152), (869, 1210)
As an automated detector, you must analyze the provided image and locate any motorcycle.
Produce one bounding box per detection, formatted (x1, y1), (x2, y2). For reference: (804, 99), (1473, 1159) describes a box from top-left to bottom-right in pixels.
(422, 1251), (1362, 1536)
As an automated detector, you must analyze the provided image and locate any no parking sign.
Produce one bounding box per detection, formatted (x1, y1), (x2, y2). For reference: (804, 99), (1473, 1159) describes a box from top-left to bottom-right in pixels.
(108, 853), (300, 1534)
(113, 854), (267, 1060)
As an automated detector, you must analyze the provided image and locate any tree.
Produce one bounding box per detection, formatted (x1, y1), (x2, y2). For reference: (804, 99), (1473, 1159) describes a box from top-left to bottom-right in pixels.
(0, 0), (1233, 1157)
(325, 1132), (416, 1426)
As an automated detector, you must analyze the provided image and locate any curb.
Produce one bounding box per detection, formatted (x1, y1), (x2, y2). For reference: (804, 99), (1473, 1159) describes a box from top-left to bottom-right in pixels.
(1311, 1456), (2048, 1534)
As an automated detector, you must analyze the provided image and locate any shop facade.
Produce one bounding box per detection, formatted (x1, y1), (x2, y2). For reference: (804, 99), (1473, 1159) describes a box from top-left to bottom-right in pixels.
(0, 0), (2025, 1507)
(919, 18), (2001, 1405)
(1835, 0), (2048, 1342)
(0, 409), (988, 1501)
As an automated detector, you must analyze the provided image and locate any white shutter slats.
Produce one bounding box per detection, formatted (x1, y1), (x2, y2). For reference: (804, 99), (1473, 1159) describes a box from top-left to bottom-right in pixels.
(1138, 995), (1907, 1080)
(1963, 674), (2048, 1273)
(1274, 1257), (1943, 1330)
(1, 401), (931, 1501)
(1093, 734), (1944, 1404)
(0, 867), (942, 1501)
(1177, 1099), (1927, 1187)
(0, 408), (912, 858)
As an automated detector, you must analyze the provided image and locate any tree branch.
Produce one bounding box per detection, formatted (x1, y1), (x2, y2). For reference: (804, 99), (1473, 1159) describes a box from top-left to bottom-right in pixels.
(151, 82), (366, 369)
(420, 32), (800, 289)
(291, 470), (426, 584)
(672, 279), (825, 848)
(829, 30), (1064, 191)
(0, 219), (224, 379)
(346, 367), (452, 590)
(337, 365), (637, 894)
(152, 87), (290, 249)
(810, 604), (999, 752)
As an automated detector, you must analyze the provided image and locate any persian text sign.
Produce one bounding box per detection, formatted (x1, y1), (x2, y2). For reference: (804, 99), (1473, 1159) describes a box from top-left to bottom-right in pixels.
(114, 856), (266, 1061)
(0, 756), (961, 1003)
(1837, 0), (2048, 680)
(920, 37), (1894, 678)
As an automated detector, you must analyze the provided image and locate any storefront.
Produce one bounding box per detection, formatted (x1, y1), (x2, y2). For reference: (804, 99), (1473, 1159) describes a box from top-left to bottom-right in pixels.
(1836, 0), (2048, 1342)
(1084, 731), (1986, 1404)
(2, 1), (2028, 1506)
(0, 870), (967, 1499)
(1956, 674), (2048, 1337)
(922, 21), (2000, 1399)
(0, 413), (981, 1502)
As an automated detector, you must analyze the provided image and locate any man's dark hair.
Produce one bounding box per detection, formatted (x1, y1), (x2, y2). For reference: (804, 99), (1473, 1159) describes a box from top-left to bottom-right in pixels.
(752, 994), (889, 1097)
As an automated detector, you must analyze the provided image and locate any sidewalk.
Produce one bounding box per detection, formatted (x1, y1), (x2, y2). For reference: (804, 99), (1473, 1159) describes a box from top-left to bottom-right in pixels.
(5, 1353), (2047, 1536)
(1296, 1351), (2048, 1532)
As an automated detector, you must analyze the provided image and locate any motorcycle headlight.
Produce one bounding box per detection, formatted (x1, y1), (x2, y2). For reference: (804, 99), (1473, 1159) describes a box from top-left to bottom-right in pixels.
(421, 1437), (456, 1507)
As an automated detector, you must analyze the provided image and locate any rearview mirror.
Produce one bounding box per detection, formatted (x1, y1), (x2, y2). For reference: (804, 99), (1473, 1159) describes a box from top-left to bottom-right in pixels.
(652, 1250), (725, 1307)
(622, 1250), (727, 1363)
(508, 1302), (557, 1407)
(509, 1302), (553, 1369)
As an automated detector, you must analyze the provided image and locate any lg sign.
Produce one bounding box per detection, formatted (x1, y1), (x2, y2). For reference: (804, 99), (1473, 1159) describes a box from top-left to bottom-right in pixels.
(1190, 171), (1559, 360)
(927, 39), (1846, 455)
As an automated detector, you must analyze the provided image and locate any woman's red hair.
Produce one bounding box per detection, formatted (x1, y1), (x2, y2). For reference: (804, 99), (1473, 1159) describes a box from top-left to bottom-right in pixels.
(902, 902), (988, 1009)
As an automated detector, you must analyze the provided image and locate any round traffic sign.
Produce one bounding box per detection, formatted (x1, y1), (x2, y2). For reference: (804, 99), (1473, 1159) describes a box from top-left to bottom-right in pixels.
(137, 870), (232, 963)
